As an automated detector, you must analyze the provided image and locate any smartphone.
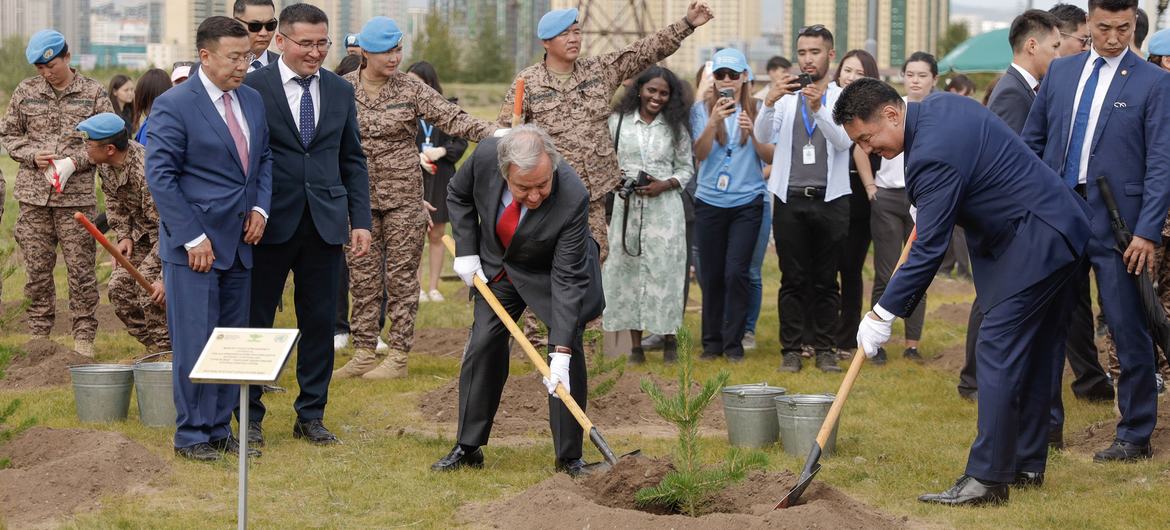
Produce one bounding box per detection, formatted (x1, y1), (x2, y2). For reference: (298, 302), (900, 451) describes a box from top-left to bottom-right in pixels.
(703, 60), (714, 80)
(797, 73), (814, 88)
(717, 87), (735, 99)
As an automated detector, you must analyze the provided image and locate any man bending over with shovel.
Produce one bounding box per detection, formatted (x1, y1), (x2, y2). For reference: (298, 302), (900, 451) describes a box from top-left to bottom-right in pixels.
(840, 79), (1092, 506)
(435, 125), (604, 476)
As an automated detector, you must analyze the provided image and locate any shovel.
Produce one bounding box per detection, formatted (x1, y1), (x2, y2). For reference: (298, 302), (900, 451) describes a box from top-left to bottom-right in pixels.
(75, 211), (154, 292)
(776, 227), (917, 509)
(441, 235), (637, 471)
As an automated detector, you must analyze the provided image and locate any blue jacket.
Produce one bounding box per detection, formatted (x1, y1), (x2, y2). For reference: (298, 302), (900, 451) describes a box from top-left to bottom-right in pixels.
(146, 67), (272, 270)
(1022, 49), (1170, 244)
(879, 93), (1091, 316)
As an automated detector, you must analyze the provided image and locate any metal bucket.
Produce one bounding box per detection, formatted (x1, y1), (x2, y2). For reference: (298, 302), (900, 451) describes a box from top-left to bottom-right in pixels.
(133, 361), (176, 427)
(775, 393), (839, 457)
(721, 383), (787, 448)
(69, 364), (134, 423)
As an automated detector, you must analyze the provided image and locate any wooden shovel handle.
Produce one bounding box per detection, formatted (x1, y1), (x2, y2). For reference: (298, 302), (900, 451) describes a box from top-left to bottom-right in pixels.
(441, 235), (594, 431)
(511, 78), (525, 128)
(74, 211), (153, 292)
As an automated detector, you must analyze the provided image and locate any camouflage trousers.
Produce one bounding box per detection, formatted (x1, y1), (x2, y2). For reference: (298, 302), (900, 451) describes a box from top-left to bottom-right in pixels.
(14, 203), (98, 341)
(108, 236), (170, 352)
(347, 208), (426, 352)
(1103, 245), (1170, 379)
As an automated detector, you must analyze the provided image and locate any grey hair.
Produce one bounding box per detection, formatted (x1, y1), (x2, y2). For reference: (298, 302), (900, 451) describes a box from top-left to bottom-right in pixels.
(497, 124), (562, 179)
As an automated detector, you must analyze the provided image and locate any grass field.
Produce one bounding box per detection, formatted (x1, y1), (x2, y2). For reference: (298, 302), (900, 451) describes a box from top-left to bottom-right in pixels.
(1, 132), (1169, 529)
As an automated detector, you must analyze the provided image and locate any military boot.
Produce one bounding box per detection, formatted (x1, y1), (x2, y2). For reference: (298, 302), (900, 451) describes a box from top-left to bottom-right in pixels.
(362, 348), (408, 379)
(333, 348), (380, 379)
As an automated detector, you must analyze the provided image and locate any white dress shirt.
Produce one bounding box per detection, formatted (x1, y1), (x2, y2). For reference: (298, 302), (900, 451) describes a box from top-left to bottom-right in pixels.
(247, 50), (270, 73)
(1011, 63), (1040, 92)
(1068, 47), (1126, 185)
(277, 57), (321, 131)
(498, 189), (529, 223)
(875, 153), (906, 189)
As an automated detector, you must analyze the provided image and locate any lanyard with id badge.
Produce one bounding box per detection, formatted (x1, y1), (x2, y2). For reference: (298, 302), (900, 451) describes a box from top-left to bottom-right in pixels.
(716, 107), (741, 192)
(800, 94), (827, 165)
(419, 119), (434, 150)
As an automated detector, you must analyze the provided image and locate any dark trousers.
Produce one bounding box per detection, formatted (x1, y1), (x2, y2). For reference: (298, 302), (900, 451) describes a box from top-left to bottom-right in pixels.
(167, 257), (249, 448)
(456, 277), (587, 460)
(940, 227), (971, 278)
(694, 197), (763, 358)
(965, 259), (1078, 483)
(836, 191), (871, 349)
(774, 194), (848, 354)
(334, 256), (386, 334)
(247, 207), (343, 423)
(871, 187), (924, 340)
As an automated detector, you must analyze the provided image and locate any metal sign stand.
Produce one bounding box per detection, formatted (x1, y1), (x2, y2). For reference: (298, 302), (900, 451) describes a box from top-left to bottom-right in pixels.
(238, 382), (250, 530)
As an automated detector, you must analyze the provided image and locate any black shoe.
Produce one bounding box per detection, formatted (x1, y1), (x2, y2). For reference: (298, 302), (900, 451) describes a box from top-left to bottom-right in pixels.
(293, 418), (340, 445)
(958, 390), (977, 402)
(210, 435), (261, 457)
(641, 333), (665, 350)
(779, 352), (802, 372)
(431, 445), (484, 471)
(628, 347), (645, 365)
(663, 335), (677, 364)
(815, 351), (842, 372)
(699, 351), (722, 361)
(1049, 428), (1064, 450)
(246, 421), (264, 447)
(903, 347), (923, 362)
(555, 458), (589, 477)
(175, 442), (221, 462)
(1011, 471), (1044, 488)
(1093, 438), (1152, 462)
(918, 475), (1008, 506)
(872, 347), (888, 366)
(1075, 384), (1115, 403)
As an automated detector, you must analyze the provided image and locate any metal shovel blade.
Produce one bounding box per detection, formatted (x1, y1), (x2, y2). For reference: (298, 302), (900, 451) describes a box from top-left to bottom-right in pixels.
(578, 426), (642, 473)
(775, 444), (823, 509)
(580, 449), (643, 474)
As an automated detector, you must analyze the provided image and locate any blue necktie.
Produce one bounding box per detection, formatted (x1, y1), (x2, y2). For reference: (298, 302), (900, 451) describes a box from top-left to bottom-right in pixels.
(1063, 57), (1106, 188)
(251, 60), (262, 71)
(294, 76), (316, 147)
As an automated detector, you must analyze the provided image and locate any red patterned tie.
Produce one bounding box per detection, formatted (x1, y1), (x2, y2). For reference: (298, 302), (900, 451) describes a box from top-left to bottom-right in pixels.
(496, 199), (522, 249)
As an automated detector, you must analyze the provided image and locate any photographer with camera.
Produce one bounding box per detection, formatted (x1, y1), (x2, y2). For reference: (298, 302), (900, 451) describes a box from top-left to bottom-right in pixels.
(602, 66), (694, 364)
(690, 48), (771, 362)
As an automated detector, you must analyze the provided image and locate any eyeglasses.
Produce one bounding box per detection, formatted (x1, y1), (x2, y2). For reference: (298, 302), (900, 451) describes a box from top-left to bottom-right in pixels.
(280, 33), (331, 52)
(1060, 32), (1091, 47)
(713, 70), (742, 81)
(236, 18), (277, 33)
(210, 50), (258, 66)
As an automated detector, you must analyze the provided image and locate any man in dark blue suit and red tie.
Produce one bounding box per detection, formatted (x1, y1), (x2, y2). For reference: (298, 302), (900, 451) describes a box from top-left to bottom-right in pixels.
(146, 17), (272, 461)
(1022, 0), (1170, 463)
(838, 79), (1092, 505)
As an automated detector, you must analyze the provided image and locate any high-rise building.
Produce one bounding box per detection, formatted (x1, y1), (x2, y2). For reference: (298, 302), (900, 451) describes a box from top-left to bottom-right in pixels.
(0, 0), (53, 43)
(786, 0), (949, 71)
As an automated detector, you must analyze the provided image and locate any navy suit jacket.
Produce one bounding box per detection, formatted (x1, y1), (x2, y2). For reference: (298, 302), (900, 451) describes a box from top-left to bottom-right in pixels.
(878, 94), (1092, 316)
(987, 66), (1036, 134)
(244, 62), (371, 245)
(1022, 49), (1170, 244)
(146, 67), (273, 270)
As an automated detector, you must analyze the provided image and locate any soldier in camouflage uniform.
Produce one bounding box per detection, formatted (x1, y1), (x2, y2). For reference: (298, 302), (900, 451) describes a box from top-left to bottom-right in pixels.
(80, 113), (170, 353)
(1, 30), (114, 357)
(332, 17), (498, 380)
(499, 3), (714, 262)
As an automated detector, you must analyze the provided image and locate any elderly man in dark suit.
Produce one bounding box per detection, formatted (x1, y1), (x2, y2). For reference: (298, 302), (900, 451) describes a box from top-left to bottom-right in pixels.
(433, 125), (604, 476)
(241, 3), (372, 446)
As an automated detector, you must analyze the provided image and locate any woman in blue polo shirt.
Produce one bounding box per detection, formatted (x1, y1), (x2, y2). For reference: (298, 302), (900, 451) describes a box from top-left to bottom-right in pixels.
(689, 48), (771, 362)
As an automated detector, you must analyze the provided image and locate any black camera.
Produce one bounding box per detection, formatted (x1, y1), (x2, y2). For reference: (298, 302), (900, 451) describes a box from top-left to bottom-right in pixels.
(618, 170), (652, 200)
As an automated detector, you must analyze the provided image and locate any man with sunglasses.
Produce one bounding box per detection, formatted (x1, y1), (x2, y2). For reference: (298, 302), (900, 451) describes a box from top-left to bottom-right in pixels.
(234, 0), (280, 73)
(1052, 3), (1091, 56)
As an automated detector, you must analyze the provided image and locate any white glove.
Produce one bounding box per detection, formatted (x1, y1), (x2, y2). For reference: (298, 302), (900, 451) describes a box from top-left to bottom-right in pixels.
(543, 351), (571, 397)
(856, 311), (893, 358)
(492, 127), (511, 138)
(453, 254), (487, 286)
(45, 157), (77, 193)
(423, 146), (446, 161)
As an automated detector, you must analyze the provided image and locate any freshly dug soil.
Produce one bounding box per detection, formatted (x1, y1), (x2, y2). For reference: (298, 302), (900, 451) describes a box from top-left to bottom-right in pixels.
(412, 328), (470, 357)
(0, 339), (95, 390)
(418, 371), (725, 437)
(1067, 403), (1170, 461)
(460, 455), (908, 529)
(0, 427), (169, 528)
(2, 293), (123, 336)
(929, 302), (971, 327)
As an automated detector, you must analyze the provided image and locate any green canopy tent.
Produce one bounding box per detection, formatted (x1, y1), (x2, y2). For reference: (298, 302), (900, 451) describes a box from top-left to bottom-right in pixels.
(938, 28), (1012, 74)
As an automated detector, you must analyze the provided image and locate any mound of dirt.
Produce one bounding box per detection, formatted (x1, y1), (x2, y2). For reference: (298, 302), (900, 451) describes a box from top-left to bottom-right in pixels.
(0, 427), (169, 528)
(925, 345), (966, 372)
(0, 339), (95, 390)
(460, 455), (908, 529)
(413, 328), (470, 357)
(1067, 404), (1170, 461)
(418, 371), (725, 437)
(929, 302), (972, 327)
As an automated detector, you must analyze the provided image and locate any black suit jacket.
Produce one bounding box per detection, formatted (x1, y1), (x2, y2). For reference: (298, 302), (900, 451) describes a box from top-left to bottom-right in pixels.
(243, 63), (372, 246)
(448, 137), (604, 346)
(987, 66), (1036, 134)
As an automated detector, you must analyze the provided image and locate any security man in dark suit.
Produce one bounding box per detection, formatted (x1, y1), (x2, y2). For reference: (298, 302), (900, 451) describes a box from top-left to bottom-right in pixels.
(433, 125), (604, 476)
(234, 0), (281, 73)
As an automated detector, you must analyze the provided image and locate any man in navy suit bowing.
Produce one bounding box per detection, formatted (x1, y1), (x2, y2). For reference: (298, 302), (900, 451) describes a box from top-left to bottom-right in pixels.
(243, 3), (372, 446)
(1022, 0), (1170, 463)
(146, 16), (273, 461)
(839, 80), (1092, 505)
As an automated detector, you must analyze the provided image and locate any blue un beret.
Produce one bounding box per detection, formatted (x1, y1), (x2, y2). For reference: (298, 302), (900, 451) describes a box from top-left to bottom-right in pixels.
(1149, 29), (1170, 57)
(538, 8), (578, 40)
(345, 33), (360, 48)
(26, 29), (67, 65)
(77, 113), (126, 141)
(359, 17), (402, 53)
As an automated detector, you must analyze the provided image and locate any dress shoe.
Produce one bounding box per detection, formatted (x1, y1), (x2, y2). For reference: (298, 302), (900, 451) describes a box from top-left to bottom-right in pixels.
(431, 445), (484, 471)
(641, 333), (665, 350)
(1093, 438), (1152, 462)
(175, 442), (221, 462)
(1075, 384), (1115, 403)
(903, 347), (923, 362)
(1012, 471), (1044, 488)
(293, 418), (340, 445)
(333, 347), (379, 379)
(779, 352), (802, 372)
(210, 435), (261, 457)
(555, 458), (589, 477)
(958, 390), (977, 402)
(918, 475), (1008, 506)
(627, 346), (645, 365)
(872, 347), (888, 366)
(246, 421), (264, 447)
(663, 335), (677, 364)
(815, 351), (842, 372)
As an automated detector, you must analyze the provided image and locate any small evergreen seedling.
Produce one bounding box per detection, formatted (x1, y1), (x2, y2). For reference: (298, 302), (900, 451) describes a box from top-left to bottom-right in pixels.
(0, 398), (36, 469)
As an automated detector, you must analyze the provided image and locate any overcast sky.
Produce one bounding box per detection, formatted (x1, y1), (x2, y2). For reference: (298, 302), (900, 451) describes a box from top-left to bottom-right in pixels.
(952, 1), (1088, 22)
